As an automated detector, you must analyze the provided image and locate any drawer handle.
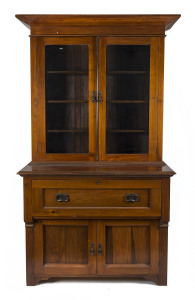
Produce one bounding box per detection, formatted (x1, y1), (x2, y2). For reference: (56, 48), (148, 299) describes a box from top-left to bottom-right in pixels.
(98, 243), (102, 256)
(90, 243), (95, 256)
(125, 193), (139, 202)
(56, 193), (70, 202)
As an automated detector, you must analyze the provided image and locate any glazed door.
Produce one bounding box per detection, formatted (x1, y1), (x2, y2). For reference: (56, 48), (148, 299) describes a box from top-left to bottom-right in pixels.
(34, 37), (97, 161)
(97, 220), (159, 275)
(98, 37), (159, 161)
(34, 220), (96, 276)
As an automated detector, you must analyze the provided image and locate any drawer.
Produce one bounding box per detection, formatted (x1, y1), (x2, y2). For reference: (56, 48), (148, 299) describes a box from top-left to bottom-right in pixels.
(32, 179), (161, 217)
(40, 188), (150, 207)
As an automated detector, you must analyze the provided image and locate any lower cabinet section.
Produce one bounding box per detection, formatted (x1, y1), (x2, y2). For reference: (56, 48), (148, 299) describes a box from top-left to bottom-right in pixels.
(32, 219), (159, 280)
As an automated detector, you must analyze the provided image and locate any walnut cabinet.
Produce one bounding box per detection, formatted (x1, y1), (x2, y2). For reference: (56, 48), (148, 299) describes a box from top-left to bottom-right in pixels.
(16, 14), (180, 285)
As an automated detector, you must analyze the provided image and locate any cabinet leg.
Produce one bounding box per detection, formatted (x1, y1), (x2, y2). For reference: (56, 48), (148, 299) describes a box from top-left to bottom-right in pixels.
(27, 276), (36, 286)
(158, 224), (168, 286)
(26, 223), (35, 286)
(156, 276), (167, 286)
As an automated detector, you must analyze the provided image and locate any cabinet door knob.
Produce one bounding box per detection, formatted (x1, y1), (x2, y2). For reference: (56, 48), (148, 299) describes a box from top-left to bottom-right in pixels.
(56, 193), (70, 202)
(125, 193), (139, 202)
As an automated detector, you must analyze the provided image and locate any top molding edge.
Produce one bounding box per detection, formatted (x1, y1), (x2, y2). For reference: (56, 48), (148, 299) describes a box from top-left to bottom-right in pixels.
(15, 14), (181, 31)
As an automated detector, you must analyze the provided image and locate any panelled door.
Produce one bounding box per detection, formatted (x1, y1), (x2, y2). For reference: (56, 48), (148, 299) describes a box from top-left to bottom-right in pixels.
(34, 37), (97, 161)
(34, 220), (96, 276)
(98, 37), (159, 161)
(97, 220), (159, 275)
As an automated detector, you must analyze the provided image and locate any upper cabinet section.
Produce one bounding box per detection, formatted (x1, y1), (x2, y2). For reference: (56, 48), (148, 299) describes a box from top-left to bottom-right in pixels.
(16, 15), (180, 162)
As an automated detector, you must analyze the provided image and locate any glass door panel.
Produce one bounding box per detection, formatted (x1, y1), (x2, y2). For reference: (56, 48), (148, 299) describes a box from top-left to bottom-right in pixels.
(106, 45), (150, 154)
(45, 44), (89, 154)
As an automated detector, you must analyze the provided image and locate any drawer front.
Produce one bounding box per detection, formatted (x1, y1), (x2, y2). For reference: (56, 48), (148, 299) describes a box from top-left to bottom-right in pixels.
(44, 189), (149, 208)
(32, 179), (161, 217)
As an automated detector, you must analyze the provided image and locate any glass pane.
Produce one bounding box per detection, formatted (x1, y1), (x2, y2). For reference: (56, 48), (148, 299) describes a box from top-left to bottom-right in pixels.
(45, 45), (89, 154)
(106, 45), (150, 154)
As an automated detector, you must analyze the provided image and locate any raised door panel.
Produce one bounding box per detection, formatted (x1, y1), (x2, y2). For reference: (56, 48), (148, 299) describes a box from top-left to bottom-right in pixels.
(97, 220), (159, 275)
(98, 37), (159, 161)
(34, 220), (96, 276)
(33, 37), (97, 161)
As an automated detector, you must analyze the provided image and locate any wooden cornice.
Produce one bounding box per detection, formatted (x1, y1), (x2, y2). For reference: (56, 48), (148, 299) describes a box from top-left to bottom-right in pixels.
(15, 14), (181, 36)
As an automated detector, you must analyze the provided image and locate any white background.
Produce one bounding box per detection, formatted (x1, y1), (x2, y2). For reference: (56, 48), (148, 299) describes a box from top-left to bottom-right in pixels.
(1, 0), (195, 299)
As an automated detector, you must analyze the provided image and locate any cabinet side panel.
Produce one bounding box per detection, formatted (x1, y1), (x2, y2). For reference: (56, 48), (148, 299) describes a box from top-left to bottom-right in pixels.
(159, 225), (168, 285)
(31, 37), (38, 161)
(23, 177), (32, 222)
(26, 224), (35, 285)
(157, 37), (165, 160)
(161, 177), (170, 222)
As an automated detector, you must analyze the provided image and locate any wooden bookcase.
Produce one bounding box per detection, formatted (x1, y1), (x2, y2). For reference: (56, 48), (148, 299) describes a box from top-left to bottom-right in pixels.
(16, 14), (180, 285)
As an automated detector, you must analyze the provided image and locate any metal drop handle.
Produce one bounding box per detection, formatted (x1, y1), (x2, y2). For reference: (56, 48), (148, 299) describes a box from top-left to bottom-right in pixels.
(98, 243), (102, 255)
(56, 193), (70, 202)
(90, 243), (95, 255)
(98, 91), (102, 102)
(125, 193), (139, 202)
(92, 91), (96, 103)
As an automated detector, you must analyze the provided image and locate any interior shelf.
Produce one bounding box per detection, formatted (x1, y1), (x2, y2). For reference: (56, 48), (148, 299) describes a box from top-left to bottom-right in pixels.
(47, 100), (89, 103)
(107, 71), (148, 75)
(47, 129), (88, 133)
(107, 100), (148, 103)
(47, 71), (88, 75)
(107, 129), (148, 133)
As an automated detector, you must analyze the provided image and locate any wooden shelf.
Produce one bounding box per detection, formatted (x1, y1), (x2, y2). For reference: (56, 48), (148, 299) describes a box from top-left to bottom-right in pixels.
(107, 129), (148, 133)
(47, 100), (89, 103)
(107, 71), (148, 75)
(47, 129), (88, 133)
(107, 100), (148, 104)
(47, 71), (88, 75)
